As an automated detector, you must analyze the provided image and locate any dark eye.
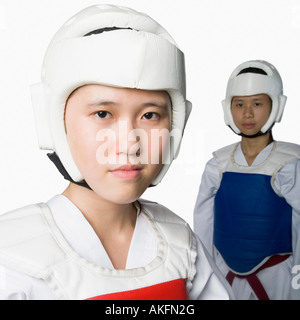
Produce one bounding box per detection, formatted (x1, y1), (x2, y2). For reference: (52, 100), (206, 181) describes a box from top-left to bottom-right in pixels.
(142, 112), (159, 120)
(96, 111), (111, 119)
(232, 102), (243, 108)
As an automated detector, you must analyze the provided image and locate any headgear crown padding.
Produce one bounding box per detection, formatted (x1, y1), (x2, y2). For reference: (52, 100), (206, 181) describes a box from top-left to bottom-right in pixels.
(31, 4), (192, 186)
(222, 60), (286, 135)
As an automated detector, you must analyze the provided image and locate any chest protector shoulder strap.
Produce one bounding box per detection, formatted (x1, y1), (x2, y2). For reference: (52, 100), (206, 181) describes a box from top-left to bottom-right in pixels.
(213, 141), (300, 275)
(0, 199), (196, 300)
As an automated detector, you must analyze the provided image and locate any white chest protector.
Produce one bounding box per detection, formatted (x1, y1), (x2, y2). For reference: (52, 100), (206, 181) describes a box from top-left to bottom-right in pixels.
(214, 141), (300, 186)
(0, 199), (196, 300)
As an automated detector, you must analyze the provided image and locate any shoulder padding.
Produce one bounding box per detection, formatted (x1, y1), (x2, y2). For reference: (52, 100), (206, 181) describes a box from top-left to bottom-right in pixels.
(138, 198), (194, 250)
(0, 203), (67, 279)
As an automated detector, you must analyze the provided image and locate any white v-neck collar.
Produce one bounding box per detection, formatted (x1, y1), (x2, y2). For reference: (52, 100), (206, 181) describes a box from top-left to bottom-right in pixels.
(46, 195), (157, 270)
(234, 142), (274, 166)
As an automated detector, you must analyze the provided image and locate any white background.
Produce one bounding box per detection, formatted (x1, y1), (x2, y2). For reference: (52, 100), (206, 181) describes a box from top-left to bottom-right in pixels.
(0, 0), (300, 226)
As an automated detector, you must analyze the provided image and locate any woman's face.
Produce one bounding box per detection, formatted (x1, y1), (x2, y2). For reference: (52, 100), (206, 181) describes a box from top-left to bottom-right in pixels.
(231, 94), (272, 136)
(64, 84), (172, 204)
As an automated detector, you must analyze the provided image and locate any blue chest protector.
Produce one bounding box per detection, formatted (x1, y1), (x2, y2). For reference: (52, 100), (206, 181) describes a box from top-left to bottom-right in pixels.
(214, 171), (292, 275)
(212, 141), (300, 275)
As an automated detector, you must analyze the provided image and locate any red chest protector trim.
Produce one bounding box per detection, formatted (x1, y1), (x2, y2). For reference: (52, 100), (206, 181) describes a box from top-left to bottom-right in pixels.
(86, 278), (188, 300)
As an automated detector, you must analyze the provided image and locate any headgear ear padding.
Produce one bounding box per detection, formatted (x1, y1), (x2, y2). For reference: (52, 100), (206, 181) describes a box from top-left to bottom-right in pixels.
(31, 4), (192, 186)
(222, 60), (286, 135)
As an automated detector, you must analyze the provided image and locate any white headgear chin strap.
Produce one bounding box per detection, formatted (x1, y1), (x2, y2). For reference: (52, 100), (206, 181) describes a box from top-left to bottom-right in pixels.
(31, 5), (192, 187)
(222, 60), (287, 136)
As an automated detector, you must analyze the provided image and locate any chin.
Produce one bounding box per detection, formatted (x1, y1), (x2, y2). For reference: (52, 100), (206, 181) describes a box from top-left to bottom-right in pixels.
(92, 185), (144, 205)
(86, 174), (152, 204)
(115, 189), (145, 204)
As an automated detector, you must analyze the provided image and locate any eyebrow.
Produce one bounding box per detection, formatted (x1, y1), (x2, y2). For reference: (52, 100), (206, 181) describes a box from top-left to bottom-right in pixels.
(141, 102), (169, 108)
(87, 100), (170, 108)
(87, 100), (117, 107)
(232, 97), (265, 102)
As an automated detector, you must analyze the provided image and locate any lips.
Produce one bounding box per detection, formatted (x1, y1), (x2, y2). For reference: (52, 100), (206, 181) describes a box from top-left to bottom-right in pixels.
(110, 165), (142, 180)
(243, 123), (255, 129)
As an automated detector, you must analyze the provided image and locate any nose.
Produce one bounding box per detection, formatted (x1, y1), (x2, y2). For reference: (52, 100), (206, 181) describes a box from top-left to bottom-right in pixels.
(96, 118), (148, 165)
(243, 104), (254, 118)
(116, 119), (143, 158)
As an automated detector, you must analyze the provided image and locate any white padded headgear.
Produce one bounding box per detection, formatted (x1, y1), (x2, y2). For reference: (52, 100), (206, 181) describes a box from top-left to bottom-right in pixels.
(222, 60), (286, 135)
(31, 4), (192, 186)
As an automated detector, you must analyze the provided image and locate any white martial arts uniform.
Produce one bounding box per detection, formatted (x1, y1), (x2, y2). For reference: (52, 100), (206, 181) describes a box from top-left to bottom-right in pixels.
(194, 141), (300, 300)
(0, 195), (232, 300)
